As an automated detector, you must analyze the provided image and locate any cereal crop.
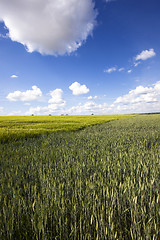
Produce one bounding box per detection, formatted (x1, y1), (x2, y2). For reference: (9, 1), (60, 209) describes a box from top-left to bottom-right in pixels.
(0, 114), (160, 239)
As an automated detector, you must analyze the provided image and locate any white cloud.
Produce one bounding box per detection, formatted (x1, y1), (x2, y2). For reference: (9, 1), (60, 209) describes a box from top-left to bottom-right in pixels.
(88, 96), (93, 100)
(112, 101), (160, 114)
(106, 81), (160, 114)
(25, 100), (110, 116)
(6, 85), (42, 101)
(48, 88), (66, 110)
(11, 74), (18, 78)
(128, 70), (132, 73)
(114, 82), (160, 105)
(69, 82), (90, 95)
(118, 68), (125, 72)
(88, 95), (98, 99)
(104, 67), (125, 73)
(67, 101), (111, 114)
(0, 107), (4, 113)
(24, 103), (31, 106)
(134, 61), (141, 67)
(0, 0), (97, 56)
(26, 106), (48, 115)
(48, 102), (66, 111)
(26, 88), (66, 115)
(48, 89), (65, 104)
(26, 101), (66, 115)
(24, 81), (160, 115)
(135, 49), (156, 61)
(104, 67), (116, 73)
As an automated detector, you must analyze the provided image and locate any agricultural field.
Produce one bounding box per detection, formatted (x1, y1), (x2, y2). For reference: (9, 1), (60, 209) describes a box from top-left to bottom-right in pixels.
(0, 114), (131, 143)
(1, 114), (160, 239)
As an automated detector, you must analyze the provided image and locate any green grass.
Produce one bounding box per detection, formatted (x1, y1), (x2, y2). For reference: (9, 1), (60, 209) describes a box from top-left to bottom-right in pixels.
(0, 114), (160, 239)
(0, 114), (132, 143)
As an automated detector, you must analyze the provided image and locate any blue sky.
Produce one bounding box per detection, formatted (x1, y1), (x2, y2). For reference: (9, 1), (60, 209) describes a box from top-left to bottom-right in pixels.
(0, 0), (160, 115)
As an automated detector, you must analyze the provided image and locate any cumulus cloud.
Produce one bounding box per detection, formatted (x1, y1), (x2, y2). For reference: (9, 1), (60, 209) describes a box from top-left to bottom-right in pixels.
(11, 74), (18, 78)
(0, 0), (97, 55)
(135, 49), (156, 61)
(24, 81), (160, 115)
(69, 82), (90, 95)
(48, 88), (66, 109)
(128, 69), (132, 73)
(88, 95), (98, 100)
(25, 99), (110, 116)
(20, 81), (160, 115)
(48, 89), (65, 104)
(67, 101), (110, 114)
(113, 101), (160, 114)
(26, 106), (48, 115)
(26, 102), (66, 115)
(26, 88), (66, 115)
(70, 82), (160, 114)
(25, 101), (106, 115)
(88, 96), (93, 100)
(104, 67), (116, 73)
(114, 82), (160, 105)
(6, 85), (42, 101)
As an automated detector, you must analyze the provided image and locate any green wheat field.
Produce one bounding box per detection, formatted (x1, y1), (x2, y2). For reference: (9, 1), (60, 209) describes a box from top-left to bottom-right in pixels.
(1, 114), (160, 239)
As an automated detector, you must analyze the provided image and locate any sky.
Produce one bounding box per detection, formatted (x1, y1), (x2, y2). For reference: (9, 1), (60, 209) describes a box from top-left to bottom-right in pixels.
(0, 0), (160, 116)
